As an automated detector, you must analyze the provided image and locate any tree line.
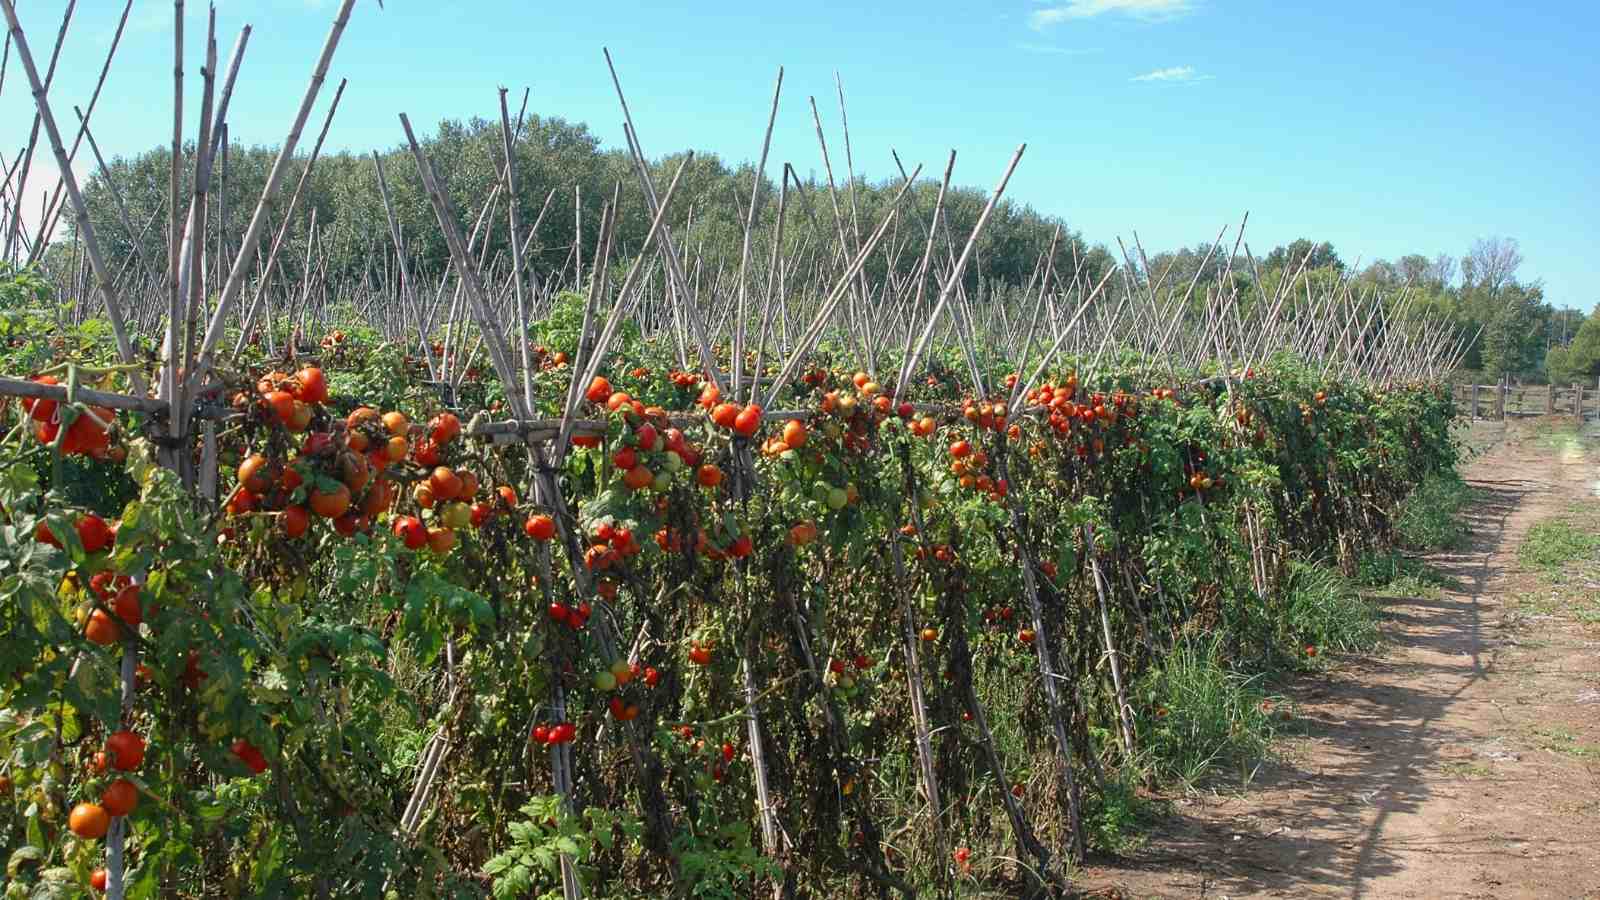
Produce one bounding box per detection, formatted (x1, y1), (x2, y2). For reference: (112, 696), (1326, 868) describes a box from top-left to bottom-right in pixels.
(57, 113), (1593, 382)
(69, 114), (1112, 301)
(1135, 235), (1595, 383)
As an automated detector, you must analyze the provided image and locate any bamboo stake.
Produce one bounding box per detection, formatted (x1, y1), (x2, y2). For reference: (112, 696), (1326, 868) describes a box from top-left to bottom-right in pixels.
(185, 0), (360, 399)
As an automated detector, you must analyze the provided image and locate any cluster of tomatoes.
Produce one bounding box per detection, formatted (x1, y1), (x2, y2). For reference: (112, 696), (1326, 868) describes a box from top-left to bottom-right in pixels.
(34, 511), (114, 553)
(547, 598), (593, 630)
(704, 390), (764, 438)
(231, 738), (269, 774)
(979, 604), (1038, 645)
(947, 438), (1009, 503)
(66, 729), (144, 843)
(529, 721), (578, 746)
(59, 730), (264, 888)
(1181, 447), (1224, 496)
(666, 369), (702, 390)
(21, 374), (119, 458)
(1234, 403), (1271, 444)
(959, 396), (1012, 436)
(669, 726), (738, 783)
(34, 515), (149, 649)
(530, 344), (572, 372)
(814, 371), (917, 453)
(825, 652), (875, 690)
(594, 658), (657, 722)
(227, 368), (528, 557)
(582, 520), (643, 597)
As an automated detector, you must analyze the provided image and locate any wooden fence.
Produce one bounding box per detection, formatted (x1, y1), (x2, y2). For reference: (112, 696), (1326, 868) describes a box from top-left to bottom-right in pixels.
(1454, 383), (1599, 420)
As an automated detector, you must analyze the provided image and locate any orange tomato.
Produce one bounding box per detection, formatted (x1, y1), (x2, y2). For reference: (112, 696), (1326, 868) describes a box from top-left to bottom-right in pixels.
(294, 366), (328, 404)
(69, 803), (110, 840)
(309, 483), (352, 519)
(85, 610), (120, 646)
(264, 390), (296, 426)
(429, 467), (462, 501)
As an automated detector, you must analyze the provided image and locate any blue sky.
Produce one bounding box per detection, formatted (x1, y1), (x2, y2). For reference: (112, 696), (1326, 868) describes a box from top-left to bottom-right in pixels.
(5, 0), (1597, 309)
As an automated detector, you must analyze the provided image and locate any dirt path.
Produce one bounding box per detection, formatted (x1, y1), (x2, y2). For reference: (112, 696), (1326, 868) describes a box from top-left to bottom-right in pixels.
(1084, 420), (1600, 899)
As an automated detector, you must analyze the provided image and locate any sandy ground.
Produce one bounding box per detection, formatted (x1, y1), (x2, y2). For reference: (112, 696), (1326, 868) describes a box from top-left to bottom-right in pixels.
(1082, 419), (1600, 899)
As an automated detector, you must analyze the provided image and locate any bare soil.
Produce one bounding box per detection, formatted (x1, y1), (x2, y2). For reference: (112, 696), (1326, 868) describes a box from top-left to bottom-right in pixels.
(1083, 419), (1600, 899)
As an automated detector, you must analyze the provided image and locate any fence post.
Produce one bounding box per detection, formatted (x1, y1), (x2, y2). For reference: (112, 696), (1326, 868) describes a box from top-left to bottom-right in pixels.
(1548, 383), (1555, 415)
(1495, 384), (1506, 420)
(1470, 384), (1480, 421)
(1576, 383), (1584, 419)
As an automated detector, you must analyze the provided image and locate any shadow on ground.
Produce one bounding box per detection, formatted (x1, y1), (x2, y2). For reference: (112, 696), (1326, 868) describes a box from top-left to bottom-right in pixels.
(1088, 476), (1539, 899)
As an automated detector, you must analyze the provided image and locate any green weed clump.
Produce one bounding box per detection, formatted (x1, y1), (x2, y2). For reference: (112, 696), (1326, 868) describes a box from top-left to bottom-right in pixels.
(1518, 519), (1600, 574)
(1135, 638), (1275, 787)
(1283, 561), (1382, 655)
(1394, 472), (1474, 550)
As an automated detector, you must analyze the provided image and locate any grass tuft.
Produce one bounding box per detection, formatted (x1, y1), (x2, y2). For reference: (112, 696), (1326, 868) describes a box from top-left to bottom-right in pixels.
(1284, 561), (1382, 655)
(1518, 519), (1600, 574)
(1394, 471), (1475, 551)
(1135, 637), (1275, 787)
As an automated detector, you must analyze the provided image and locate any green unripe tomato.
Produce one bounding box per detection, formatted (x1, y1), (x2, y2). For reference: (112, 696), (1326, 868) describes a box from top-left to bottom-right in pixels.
(442, 502), (472, 530)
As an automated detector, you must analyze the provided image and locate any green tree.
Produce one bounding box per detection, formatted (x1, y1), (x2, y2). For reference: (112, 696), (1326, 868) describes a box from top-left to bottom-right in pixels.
(1547, 304), (1600, 384)
(1480, 286), (1545, 378)
(1263, 238), (1343, 274)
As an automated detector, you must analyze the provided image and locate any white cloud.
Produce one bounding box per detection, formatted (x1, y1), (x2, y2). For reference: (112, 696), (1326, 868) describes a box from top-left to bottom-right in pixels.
(1030, 0), (1194, 29)
(1131, 65), (1211, 83)
(4, 155), (93, 253)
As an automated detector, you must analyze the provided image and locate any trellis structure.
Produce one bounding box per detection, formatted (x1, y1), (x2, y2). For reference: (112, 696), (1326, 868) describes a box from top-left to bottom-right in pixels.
(0, 4), (1471, 898)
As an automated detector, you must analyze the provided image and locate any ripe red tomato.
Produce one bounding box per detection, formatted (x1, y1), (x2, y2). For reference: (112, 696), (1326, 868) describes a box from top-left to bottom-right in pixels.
(85, 610), (120, 646)
(76, 514), (113, 553)
(309, 483), (351, 519)
(112, 585), (142, 626)
(524, 514), (555, 541)
(635, 423), (658, 451)
(429, 466), (462, 501)
(710, 402), (740, 429)
(264, 390), (296, 426)
(280, 505), (311, 539)
(293, 366), (328, 404)
(232, 738), (269, 774)
(238, 454), (272, 494)
(733, 404), (763, 437)
(100, 778), (138, 817)
(105, 730), (145, 770)
(470, 502), (493, 527)
(430, 412), (461, 444)
(392, 515), (428, 550)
